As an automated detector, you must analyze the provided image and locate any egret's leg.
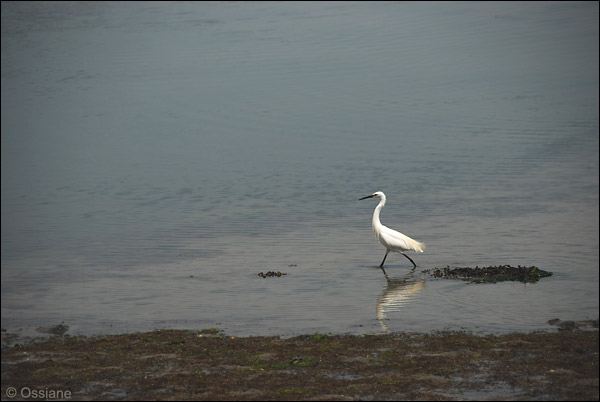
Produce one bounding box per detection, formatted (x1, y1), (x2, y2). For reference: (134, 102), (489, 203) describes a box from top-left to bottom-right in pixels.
(379, 251), (389, 268)
(380, 265), (389, 279)
(402, 253), (417, 269)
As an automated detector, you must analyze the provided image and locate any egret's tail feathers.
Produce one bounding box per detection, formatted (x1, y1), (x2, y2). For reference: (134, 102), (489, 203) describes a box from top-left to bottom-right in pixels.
(411, 239), (426, 253)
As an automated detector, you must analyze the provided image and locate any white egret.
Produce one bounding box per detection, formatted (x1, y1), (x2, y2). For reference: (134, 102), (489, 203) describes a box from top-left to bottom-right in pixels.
(359, 191), (425, 270)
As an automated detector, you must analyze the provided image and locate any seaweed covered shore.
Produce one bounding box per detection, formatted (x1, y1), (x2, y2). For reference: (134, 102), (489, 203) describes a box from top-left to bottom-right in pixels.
(2, 327), (598, 401)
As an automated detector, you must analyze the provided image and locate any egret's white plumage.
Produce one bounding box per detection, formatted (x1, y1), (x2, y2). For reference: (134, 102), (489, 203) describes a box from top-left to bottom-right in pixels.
(359, 191), (425, 269)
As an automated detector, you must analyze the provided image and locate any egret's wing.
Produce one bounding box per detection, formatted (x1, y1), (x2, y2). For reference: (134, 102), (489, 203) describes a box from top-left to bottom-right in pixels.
(379, 225), (425, 253)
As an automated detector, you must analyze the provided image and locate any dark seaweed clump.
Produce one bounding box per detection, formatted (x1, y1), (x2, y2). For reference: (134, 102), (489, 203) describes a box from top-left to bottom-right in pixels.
(423, 265), (552, 284)
(258, 271), (287, 278)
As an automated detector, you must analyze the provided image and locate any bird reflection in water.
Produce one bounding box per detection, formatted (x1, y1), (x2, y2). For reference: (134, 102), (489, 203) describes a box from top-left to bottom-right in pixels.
(376, 273), (426, 333)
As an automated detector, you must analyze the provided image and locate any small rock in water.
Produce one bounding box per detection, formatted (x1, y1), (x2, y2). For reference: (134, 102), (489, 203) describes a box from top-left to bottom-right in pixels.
(37, 323), (69, 336)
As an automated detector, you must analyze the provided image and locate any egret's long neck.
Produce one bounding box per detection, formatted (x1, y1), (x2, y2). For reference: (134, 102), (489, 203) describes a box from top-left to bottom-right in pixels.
(372, 197), (386, 235)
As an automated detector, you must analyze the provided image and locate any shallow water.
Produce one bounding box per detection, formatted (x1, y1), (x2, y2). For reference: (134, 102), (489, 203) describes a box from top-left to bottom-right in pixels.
(2, 2), (598, 337)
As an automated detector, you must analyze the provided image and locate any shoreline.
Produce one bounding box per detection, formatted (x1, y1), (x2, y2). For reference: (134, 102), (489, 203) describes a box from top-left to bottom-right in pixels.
(2, 326), (598, 400)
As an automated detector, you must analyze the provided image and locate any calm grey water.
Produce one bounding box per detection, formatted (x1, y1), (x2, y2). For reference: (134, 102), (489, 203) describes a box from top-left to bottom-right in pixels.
(2, 2), (598, 338)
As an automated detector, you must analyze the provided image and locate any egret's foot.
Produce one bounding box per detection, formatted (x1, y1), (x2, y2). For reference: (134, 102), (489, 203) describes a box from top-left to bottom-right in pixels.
(379, 266), (389, 279)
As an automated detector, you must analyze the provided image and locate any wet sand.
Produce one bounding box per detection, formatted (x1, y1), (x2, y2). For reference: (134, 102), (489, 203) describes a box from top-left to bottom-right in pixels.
(2, 326), (598, 401)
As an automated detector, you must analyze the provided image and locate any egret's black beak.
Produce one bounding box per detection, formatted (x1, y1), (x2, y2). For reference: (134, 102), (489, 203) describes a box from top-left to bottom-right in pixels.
(359, 194), (375, 200)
